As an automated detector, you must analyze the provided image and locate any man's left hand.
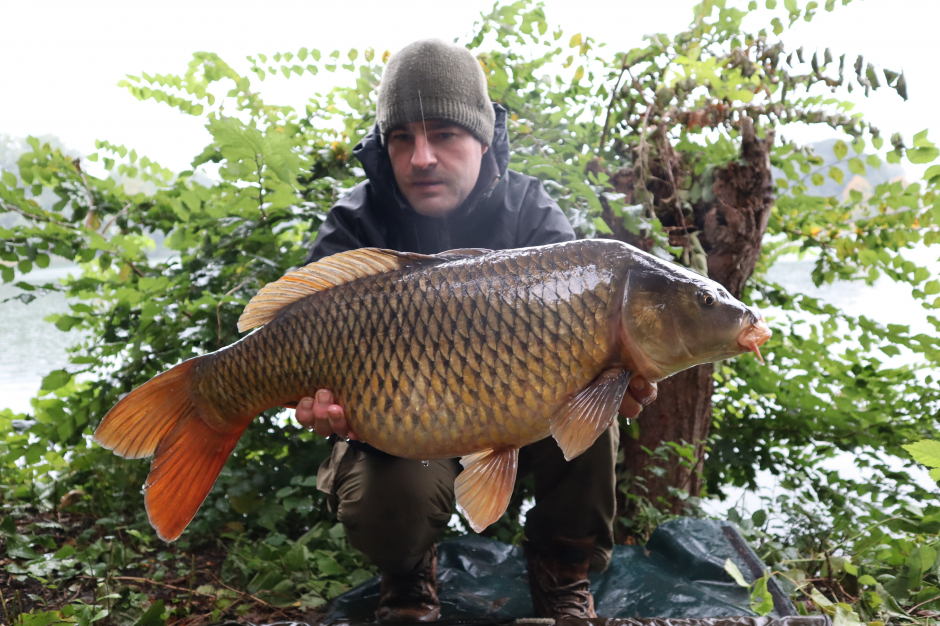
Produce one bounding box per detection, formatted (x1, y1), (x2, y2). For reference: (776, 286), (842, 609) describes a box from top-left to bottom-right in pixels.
(619, 376), (657, 419)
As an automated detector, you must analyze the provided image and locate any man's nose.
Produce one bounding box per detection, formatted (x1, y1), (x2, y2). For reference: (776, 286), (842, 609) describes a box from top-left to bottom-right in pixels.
(412, 132), (437, 169)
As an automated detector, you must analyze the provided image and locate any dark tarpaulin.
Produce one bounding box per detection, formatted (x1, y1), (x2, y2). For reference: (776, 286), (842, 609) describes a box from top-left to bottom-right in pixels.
(324, 519), (819, 624)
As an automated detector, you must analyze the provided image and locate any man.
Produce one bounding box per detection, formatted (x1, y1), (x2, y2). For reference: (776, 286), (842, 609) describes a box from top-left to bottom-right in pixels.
(293, 39), (657, 620)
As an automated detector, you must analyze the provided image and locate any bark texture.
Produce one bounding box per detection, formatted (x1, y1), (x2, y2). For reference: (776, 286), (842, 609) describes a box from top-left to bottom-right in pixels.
(605, 118), (775, 540)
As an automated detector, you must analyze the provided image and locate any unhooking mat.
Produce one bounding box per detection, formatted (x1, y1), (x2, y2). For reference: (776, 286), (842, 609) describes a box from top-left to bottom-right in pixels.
(325, 518), (802, 622)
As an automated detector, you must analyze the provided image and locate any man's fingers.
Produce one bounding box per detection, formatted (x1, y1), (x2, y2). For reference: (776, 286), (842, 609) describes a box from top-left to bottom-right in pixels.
(629, 377), (658, 406)
(619, 377), (659, 419)
(327, 405), (348, 437)
(301, 389), (358, 440)
(313, 419), (335, 438)
(619, 394), (643, 419)
(312, 389), (333, 420)
(295, 397), (316, 428)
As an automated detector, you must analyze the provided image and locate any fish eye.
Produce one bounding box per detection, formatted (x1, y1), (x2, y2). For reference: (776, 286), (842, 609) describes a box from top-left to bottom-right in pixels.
(702, 293), (716, 306)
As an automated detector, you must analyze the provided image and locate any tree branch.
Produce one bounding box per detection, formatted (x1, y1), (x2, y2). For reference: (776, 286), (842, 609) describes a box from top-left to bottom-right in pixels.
(1, 199), (74, 228)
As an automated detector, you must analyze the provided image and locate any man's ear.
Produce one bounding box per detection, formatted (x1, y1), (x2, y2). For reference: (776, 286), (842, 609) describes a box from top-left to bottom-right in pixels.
(481, 143), (489, 155)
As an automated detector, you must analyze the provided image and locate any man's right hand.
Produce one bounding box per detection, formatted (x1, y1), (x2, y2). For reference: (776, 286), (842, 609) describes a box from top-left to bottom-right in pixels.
(295, 390), (359, 440)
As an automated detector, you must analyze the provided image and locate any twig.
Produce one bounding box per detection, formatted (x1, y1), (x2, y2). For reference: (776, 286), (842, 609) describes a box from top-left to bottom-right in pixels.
(209, 572), (282, 611)
(598, 55), (630, 152)
(217, 278), (250, 348)
(1, 199), (73, 228)
(636, 104), (655, 219)
(0, 588), (11, 625)
(65, 583), (84, 605)
(909, 594), (940, 613)
(85, 575), (214, 597)
(255, 155), (267, 220)
(100, 202), (132, 234)
(73, 159), (99, 230)
(127, 261), (146, 278)
(187, 552), (195, 612)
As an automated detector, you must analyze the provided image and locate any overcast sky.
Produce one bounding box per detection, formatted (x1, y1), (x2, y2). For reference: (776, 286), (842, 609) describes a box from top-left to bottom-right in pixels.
(1, 0), (937, 176)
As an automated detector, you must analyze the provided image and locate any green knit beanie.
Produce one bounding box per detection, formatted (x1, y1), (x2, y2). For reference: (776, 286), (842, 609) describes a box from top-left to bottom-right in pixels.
(377, 39), (495, 146)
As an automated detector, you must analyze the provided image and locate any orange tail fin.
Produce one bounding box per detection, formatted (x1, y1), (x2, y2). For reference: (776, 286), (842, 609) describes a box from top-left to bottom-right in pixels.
(93, 357), (248, 542)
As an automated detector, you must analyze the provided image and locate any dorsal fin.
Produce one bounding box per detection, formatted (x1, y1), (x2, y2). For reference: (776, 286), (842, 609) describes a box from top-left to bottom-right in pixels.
(236, 247), (491, 332)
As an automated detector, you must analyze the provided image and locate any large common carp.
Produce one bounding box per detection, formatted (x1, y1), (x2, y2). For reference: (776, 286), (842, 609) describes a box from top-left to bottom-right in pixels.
(94, 239), (771, 541)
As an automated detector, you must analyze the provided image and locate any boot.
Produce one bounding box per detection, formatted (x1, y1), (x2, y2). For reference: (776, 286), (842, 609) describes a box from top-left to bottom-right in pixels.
(524, 535), (597, 618)
(376, 545), (441, 623)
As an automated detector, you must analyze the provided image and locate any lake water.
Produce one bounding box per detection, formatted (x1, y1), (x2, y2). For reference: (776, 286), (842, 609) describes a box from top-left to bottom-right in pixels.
(0, 264), (85, 414)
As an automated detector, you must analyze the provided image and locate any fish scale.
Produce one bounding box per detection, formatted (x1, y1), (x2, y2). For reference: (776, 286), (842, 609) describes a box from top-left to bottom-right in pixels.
(192, 242), (620, 459)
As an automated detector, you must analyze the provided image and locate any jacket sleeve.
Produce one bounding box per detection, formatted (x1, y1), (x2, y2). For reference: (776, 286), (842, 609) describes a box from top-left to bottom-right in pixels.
(516, 177), (577, 247)
(305, 184), (384, 264)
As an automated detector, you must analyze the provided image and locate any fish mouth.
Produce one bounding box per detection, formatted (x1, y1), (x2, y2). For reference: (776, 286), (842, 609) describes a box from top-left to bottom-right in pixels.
(737, 316), (772, 364)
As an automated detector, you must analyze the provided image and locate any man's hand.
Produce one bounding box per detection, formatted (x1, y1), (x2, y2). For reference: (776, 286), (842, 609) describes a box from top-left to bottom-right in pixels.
(619, 376), (657, 419)
(296, 375), (657, 437)
(295, 390), (359, 440)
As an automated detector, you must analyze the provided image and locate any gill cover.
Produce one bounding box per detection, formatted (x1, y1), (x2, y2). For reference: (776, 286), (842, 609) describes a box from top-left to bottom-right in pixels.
(620, 251), (767, 380)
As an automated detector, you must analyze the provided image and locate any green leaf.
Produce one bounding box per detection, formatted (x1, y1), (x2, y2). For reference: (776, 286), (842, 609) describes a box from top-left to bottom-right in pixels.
(925, 165), (940, 184)
(833, 606), (864, 626)
(1, 170), (14, 186)
(914, 129), (935, 149)
(750, 575), (774, 615)
(41, 369), (72, 391)
(833, 140), (848, 161)
(909, 147), (939, 164)
(751, 509), (768, 526)
(859, 575), (878, 585)
(903, 440), (940, 468)
(573, 65), (585, 82)
(569, 33), (582, 48)
(765, 0), (777, 6)
(593, 216), (613, 234)
(810, 587), (833, 607)
(848, 158), (865, 175)
(829, 166), (844, 185)
(725, 558), (748, 586)
(134, 600), (165, 626)
(812, 173), (824, 186)
(844, 561), (859, 576)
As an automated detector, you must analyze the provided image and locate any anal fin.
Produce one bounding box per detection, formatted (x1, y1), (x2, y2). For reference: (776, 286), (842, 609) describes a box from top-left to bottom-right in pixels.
(455, 447), (519, 533)
(550, 368), (630, 461)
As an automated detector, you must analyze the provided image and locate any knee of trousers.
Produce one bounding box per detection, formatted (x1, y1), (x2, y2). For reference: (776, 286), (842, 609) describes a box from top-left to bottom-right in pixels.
(330, 452), (457, 574)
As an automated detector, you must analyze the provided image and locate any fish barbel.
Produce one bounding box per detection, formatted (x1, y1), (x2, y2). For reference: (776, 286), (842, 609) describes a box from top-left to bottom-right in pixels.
(94, 239), (771, 541)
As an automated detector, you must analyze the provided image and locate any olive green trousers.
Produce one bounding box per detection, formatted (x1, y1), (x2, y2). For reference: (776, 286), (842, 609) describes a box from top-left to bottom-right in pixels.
(316, 421), (619, 576)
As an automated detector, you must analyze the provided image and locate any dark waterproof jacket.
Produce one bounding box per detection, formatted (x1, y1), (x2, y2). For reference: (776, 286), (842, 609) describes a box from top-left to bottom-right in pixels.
(305, 104), (575, 264)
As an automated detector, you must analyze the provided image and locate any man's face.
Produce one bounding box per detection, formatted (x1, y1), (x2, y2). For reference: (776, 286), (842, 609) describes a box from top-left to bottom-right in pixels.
(387, 120), (488, 217)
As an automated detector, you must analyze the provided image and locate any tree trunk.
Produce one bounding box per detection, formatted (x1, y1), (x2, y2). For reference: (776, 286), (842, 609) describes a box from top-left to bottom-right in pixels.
(609, 118), (775, 541)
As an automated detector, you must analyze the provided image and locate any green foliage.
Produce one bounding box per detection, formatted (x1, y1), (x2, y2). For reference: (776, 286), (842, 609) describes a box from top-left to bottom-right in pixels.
(906, 440), (940, 483)
(1, 0), (939, 621)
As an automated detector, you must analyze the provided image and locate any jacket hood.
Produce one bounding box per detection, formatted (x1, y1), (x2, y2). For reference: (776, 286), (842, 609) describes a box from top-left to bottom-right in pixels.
(352, 103), (511, 221)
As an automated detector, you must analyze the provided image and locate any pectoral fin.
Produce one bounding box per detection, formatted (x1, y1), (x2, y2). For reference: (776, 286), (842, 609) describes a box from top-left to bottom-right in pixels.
(550, 368), (630, 461)
(455, 447), (519, 533)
